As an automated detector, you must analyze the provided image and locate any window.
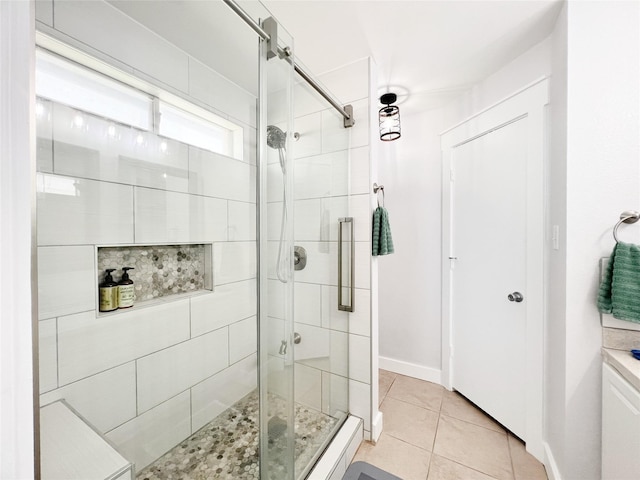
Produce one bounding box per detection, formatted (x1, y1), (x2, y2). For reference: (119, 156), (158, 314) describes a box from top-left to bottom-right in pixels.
(35, 49), (243, 159)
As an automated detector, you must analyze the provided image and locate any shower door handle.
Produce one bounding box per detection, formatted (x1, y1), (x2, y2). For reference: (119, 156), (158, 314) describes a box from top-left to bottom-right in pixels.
(338, 217), (354, 312)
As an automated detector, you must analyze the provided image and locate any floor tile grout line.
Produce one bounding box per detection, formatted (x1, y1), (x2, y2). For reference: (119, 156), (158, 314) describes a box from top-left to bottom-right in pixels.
(438, 411), (508, 436)
(381, 393), (443, 416)
(431, 410), (442, 453)
(507, 433), (517, 480)
(380, 431), (434, 453)
(431, 451), (505, 480)
(377, 373), (396, 406)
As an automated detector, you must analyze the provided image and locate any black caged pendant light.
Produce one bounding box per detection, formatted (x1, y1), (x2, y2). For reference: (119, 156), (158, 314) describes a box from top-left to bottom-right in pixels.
(379, 93), (401, 141)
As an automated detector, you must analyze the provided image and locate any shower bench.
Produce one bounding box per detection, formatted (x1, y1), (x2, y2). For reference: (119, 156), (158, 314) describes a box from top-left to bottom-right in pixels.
(40, 401), (133, 480)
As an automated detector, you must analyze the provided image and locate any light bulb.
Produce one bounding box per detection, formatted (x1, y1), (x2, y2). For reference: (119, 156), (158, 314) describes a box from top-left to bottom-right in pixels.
(136, 133), (144, 145)
(107, 124), (117, 138)
(36, 102), (45, 118)
(160, 141), (168, 152)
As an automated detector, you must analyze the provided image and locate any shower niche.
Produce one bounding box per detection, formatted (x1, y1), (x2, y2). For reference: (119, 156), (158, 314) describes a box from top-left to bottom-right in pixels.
(97, 243), (213, 314)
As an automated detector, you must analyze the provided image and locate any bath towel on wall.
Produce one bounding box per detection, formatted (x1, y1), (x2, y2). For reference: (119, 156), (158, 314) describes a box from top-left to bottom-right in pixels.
(372, 206), (394, 256)
(597, 241), (640, 323)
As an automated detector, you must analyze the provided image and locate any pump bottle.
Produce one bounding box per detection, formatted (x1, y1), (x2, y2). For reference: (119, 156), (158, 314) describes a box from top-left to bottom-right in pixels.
(118, 267), (135, 309)
(99, 269), (119, 312)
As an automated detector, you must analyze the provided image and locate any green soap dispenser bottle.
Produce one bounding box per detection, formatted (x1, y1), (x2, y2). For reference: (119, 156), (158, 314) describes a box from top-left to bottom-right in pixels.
(99, 269), (119, 312)
(118, 267), (135, 309)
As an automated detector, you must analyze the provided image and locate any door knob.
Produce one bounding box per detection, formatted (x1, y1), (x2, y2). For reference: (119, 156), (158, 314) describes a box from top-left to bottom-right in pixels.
(508, 292), (524, 302)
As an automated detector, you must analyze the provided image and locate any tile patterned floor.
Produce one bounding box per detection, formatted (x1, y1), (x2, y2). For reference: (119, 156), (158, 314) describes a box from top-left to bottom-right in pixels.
(136, 390), (339, 480)
(354, 370), (548, 480)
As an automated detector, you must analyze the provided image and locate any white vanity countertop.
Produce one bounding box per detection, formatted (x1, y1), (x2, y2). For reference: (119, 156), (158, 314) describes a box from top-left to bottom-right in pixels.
(602, 348), (640, 391)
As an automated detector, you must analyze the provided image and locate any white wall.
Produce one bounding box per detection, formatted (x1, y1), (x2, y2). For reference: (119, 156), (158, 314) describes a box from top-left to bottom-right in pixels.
(377, 108), (444, 378)
(545, 2), (568, 477)
(378, 37), (553, 380)
(0, 2), (36, 479)
(549, 2), (640, 479)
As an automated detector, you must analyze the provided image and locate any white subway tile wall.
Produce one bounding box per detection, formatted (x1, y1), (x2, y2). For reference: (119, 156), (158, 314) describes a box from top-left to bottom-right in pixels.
(188, 147), (256, 202)
(134, 187), (228, 243)
(106, 391), (192, 471)
(38, 318), (58, 394)
(37, 246), (96, 319)
(56, 302), (191, 386)
(36, 0), (260, 469)
(212, 241), (257, 285)
(136, 328), (229, 413)
(294, 282), (323, 327)
(295, 363), (323, 411)
(229, 316), (258, 364)
(190, 354), (257, 432)
(349, 379), (372, 427)
(188, 59), (257, 129)
(190, 279), (257, 337)
(40, 363), (137, 432)
(51, 104), (190, 192)
(322, 371), (349, 417)
(37, 173), (134, 246)
(54, 0), (190, 93)
(35, 99), (53, 173)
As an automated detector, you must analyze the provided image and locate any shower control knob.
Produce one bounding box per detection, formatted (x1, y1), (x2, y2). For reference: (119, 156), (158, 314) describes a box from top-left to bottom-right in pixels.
(508, 292), (524, 303)
(293, 246), (307, 271)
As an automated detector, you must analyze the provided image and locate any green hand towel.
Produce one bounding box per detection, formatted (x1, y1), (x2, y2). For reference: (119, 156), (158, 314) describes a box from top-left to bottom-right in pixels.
(372, 206), (394, 256)
(597, 242), (640, 323)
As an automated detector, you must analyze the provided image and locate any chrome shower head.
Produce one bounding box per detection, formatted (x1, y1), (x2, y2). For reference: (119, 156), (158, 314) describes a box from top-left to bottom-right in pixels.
(266, 125), (287, 150)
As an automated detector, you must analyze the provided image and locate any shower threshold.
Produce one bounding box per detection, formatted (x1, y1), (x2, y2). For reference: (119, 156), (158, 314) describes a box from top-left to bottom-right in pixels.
(136, 390), (344, 480)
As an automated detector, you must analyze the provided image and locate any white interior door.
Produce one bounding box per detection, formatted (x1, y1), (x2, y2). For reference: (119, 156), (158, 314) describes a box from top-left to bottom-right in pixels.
(451, 118), (528, 438)
(441, 80), (548, 457)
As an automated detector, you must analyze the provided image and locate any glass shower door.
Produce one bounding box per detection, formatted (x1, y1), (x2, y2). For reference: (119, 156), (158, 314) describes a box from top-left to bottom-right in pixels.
(259, 17), (296, 480)
(259, 28), (352, 480)
(291, 80), (352, 478)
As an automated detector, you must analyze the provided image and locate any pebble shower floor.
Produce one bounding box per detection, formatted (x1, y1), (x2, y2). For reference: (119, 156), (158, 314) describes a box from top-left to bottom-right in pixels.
(136, 390), (340, 480)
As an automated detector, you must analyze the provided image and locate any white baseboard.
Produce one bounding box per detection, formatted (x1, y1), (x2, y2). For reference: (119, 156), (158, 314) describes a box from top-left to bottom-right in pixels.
(379, 356), (442, 384)
(543, 442), (562, 480)
(371, 411), (383, 443)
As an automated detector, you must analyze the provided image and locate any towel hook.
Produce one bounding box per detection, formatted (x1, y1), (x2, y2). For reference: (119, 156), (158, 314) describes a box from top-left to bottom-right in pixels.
(373, 183), (385, 207)
(613, 210), (640, 243)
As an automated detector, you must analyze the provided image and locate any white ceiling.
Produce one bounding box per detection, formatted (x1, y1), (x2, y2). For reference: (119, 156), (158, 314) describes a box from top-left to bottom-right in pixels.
(262, 0), (563, 115)
(109, 0), (563, 117)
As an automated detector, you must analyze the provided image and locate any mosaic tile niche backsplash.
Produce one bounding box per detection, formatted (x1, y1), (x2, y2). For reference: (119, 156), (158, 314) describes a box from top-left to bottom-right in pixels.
(98, 244), (211, 306)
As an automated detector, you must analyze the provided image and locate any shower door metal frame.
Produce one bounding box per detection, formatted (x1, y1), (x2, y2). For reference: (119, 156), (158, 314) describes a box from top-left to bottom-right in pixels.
(221, 0), (355, 128)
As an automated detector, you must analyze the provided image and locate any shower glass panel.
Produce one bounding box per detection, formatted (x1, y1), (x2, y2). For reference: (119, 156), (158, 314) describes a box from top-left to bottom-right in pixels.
(260, 20), (296, 480)
(35, 1), (264, 478)
(291, 79), (352, 478)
